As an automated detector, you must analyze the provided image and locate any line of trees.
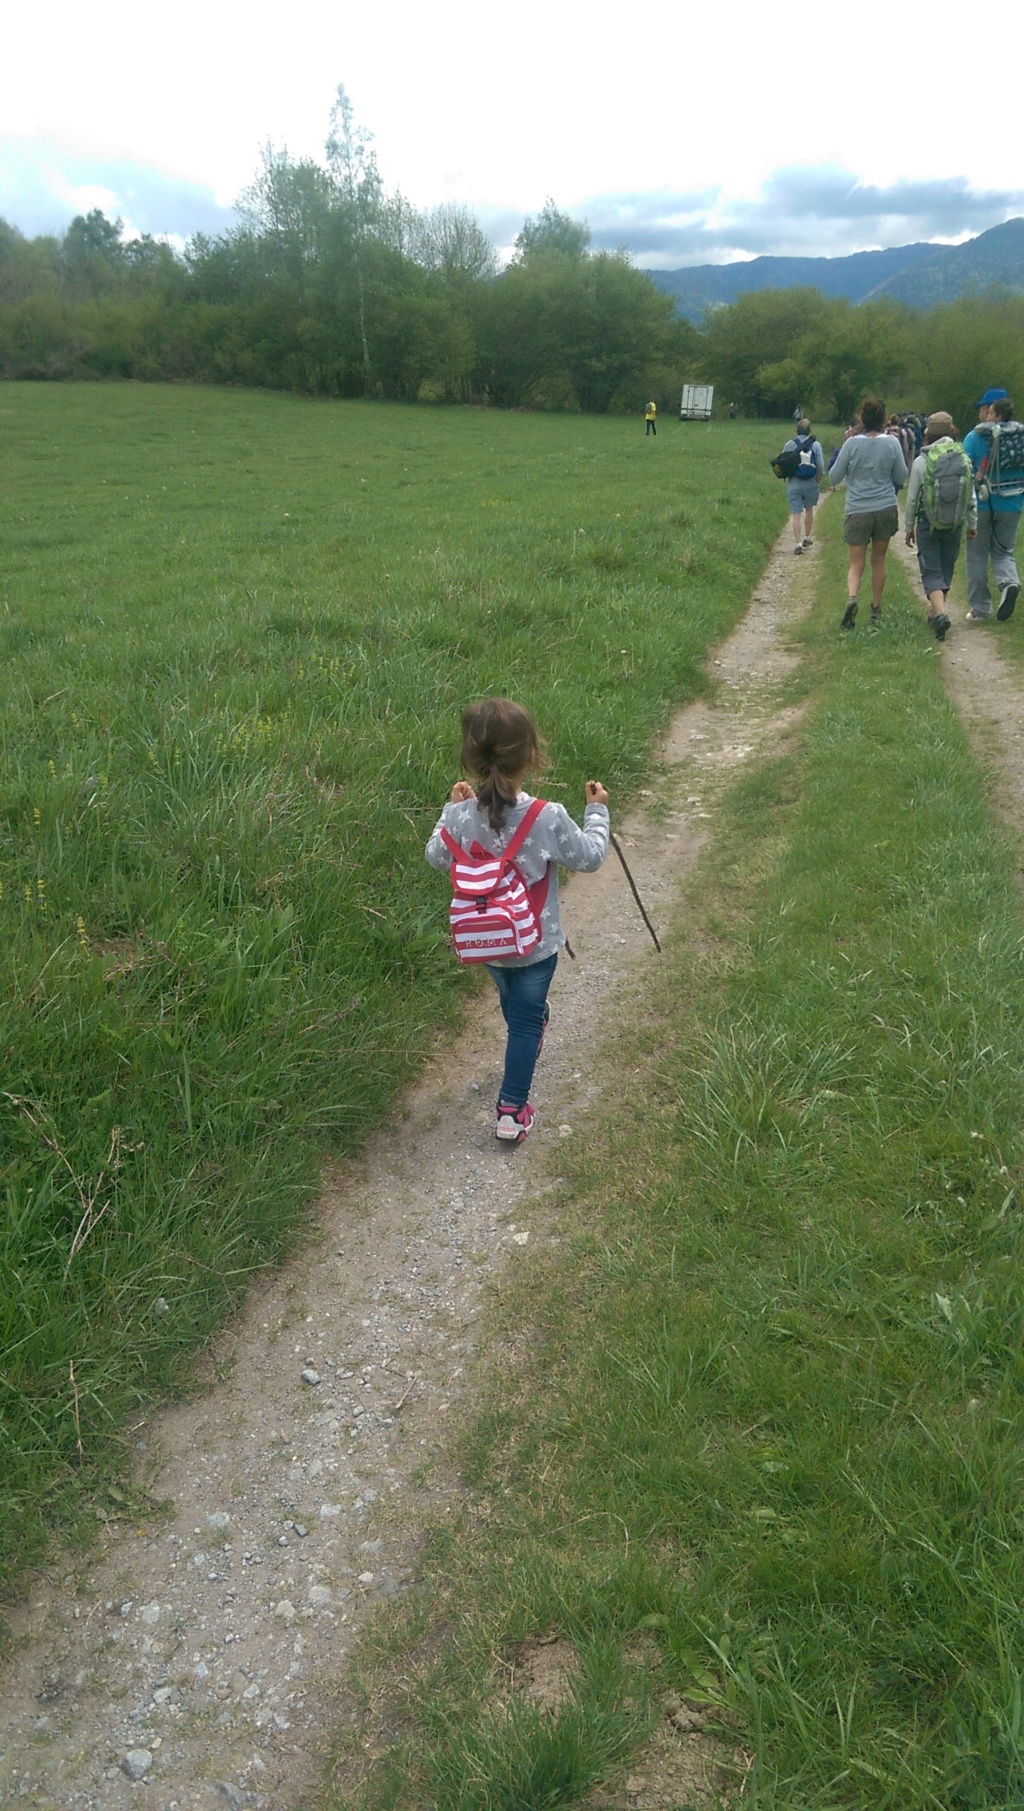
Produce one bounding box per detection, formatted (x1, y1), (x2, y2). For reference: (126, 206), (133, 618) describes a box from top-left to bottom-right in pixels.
(0, 89), (691, 414)
(698, 284), (1024, 430)
(2, 87), (1023, 423)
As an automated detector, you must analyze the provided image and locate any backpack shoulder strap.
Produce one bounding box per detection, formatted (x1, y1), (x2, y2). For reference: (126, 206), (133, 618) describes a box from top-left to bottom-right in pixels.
(510, 799), (552, 923)
(502, 798), (547, 867)
(439, 798), (546, 868)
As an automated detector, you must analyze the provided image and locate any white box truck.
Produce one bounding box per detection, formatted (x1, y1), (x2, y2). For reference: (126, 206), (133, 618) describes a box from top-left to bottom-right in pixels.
(680, 384), (714, 420)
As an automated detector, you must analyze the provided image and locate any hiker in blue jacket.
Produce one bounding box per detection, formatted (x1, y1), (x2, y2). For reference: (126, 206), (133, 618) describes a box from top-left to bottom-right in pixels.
(963, 390), (1023, 622)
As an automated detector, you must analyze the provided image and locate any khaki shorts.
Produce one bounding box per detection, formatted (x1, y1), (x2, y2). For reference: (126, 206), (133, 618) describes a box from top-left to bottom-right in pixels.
(844, 506), (899, 545)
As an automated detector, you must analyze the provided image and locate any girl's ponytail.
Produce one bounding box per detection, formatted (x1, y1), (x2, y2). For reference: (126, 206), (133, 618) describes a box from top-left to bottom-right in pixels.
(459, 699), (544, 833)
(475, 764), (520, 832)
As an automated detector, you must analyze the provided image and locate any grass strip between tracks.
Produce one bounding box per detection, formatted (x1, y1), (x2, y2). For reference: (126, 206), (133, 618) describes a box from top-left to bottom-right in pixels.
(335, 516), (1024, 1808)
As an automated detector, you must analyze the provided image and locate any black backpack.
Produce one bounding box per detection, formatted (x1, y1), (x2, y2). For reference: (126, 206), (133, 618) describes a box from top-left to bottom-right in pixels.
(771, 434), (815, 481)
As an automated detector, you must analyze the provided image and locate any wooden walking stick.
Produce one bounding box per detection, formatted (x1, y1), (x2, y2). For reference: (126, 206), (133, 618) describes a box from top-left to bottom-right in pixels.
(610, 832), (661, 952)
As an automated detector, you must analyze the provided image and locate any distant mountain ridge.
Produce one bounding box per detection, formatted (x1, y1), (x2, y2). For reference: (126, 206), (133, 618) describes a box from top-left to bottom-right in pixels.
(645, 218), (1024, 319)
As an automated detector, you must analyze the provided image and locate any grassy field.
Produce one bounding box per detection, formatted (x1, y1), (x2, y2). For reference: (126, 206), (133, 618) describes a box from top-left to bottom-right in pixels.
(0, 384), (787, 1587)
(335, 524), (1024, 1807)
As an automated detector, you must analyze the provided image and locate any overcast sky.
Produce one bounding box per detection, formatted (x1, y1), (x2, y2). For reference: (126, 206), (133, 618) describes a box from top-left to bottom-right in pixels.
(3, 0), (1022, 268)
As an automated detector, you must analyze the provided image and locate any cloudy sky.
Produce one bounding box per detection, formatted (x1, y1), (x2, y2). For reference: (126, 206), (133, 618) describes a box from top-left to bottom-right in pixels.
(4, 0), (1022, 268)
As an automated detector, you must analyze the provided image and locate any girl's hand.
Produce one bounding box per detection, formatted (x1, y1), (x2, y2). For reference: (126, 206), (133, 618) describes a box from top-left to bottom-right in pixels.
(450, 780), (475, 802)
(585, 780), (609, 806)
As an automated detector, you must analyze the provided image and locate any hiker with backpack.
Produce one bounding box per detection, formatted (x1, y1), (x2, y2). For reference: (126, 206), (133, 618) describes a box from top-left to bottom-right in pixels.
(886, 413), (914, 472)
(777, 417), (825, 554)
(962, 390), (1023, 623)
(904, 412), (976, 642)
(426, 698), (610, 1146)
(829, 395), (908, 630)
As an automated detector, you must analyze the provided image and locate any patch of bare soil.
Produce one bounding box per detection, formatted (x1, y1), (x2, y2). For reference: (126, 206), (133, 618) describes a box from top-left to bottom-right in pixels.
(0, 525), (816, 1810)
(586, 1711), (746, 1811)
(507, 1633), (581, 1711)
(503, 1639), (740, 1810)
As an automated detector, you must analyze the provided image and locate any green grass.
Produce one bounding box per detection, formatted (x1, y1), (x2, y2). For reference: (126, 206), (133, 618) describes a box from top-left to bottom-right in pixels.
(335, 518), (1024, 1808)
(0, 384), (787, 1587)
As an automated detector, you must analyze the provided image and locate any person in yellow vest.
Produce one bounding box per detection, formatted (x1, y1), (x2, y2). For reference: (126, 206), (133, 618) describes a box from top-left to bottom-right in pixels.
(644, 400), (657, 436)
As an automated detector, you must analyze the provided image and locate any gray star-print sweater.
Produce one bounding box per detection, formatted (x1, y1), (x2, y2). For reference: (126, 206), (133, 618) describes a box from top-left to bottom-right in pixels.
(425, 792), (610, 966)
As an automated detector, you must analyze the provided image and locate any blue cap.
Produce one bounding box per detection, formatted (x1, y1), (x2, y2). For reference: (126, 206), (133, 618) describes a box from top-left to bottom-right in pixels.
(976, 387), (1009, 406)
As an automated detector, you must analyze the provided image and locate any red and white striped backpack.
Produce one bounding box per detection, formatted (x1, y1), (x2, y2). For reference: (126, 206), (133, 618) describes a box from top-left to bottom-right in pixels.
(440, 799), (550, 964)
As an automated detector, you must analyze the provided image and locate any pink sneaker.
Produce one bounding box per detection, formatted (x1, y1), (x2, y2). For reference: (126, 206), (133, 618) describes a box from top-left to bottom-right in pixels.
(495, 1101), (535, 1144)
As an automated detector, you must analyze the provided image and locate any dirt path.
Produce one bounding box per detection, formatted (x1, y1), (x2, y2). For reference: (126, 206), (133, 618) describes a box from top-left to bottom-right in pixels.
(893, 533), (1024, 806)
(0, 524), (817, 1811)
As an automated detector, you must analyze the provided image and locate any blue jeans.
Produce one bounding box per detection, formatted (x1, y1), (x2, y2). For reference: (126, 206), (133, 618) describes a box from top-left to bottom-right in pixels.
(485, 953), (558, 1109)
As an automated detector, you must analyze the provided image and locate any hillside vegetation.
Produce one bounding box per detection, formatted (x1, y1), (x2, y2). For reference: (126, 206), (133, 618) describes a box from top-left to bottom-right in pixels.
(647, 217), (1024, 318)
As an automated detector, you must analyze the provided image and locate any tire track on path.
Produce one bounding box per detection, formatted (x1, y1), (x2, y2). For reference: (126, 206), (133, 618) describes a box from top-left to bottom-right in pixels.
(0, 522), (815, 1811)
(894, 535), (1024, 826)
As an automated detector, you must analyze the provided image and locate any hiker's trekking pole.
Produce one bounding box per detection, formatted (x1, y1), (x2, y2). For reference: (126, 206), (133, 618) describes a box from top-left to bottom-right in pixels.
(610, 832), (661, 952)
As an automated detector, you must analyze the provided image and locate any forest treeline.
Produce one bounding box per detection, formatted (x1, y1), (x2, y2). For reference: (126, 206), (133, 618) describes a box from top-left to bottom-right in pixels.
(3, 89), (1023, 425)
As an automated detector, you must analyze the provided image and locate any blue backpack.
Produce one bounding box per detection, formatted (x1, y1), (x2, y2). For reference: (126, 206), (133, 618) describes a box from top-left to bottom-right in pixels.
(977, 422), (1024, 501)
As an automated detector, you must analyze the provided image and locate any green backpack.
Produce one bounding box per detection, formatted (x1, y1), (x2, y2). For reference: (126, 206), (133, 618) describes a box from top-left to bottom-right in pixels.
(923, 442), (971, 531)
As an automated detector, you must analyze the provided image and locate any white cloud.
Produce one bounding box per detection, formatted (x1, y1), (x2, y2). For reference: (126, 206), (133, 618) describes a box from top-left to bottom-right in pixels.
(0, 137), (236, 240)
(1, 0), (1018, 261)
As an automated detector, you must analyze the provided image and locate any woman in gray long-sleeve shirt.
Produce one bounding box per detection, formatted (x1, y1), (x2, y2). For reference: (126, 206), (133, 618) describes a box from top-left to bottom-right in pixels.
(830, 395), (908, 630)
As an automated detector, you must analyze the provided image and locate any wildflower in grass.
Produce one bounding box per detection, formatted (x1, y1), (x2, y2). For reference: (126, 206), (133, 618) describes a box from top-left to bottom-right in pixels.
(47, 760), (56, 780)
(32, 806), (41, 828)
(76, 915), (88, 948)
(36, 876), (46, 911)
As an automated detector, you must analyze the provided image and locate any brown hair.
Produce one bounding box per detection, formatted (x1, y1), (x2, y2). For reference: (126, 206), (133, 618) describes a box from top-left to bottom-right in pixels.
(459, 698), (544, 831)
(993, 397), (1014, 421)
(859, 396), (887, 433)
(796, 418), (811, 435)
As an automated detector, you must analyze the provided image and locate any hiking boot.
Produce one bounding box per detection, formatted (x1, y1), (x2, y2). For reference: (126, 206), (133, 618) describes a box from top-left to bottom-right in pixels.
(966, 609), (991, 622)
(495, 1101), (535, 1144)
(998, 583), (1020, 621)
(793, 542), (804, 555)
(869, 605), (882, 631)
(841, 600), (858, 630)
(802, 536), (813, 547)
(930, 611), (951, 641)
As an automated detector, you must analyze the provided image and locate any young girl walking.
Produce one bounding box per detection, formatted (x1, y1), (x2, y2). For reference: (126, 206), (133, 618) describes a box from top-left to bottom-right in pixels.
(426, 698), (610, 1144)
